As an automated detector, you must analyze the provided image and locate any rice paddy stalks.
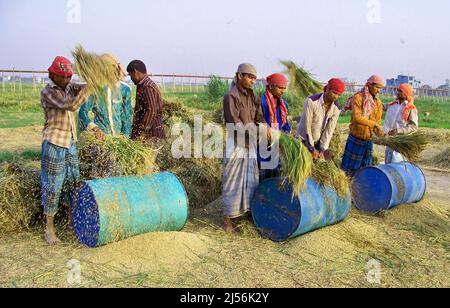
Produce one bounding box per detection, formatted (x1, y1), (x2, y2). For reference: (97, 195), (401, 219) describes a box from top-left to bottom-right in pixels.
(278, 133), (313, 197)
(373, 131), (428, 162)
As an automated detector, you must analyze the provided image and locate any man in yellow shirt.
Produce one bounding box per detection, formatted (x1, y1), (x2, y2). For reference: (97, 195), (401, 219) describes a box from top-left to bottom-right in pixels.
(341, 75), (385, 177)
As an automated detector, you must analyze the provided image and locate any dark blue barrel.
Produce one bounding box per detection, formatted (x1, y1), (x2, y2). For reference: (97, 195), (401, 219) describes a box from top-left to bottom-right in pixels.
(72, 172), (188, 247)
(352, 162), (426, 213)
(251, 178), (351, 242)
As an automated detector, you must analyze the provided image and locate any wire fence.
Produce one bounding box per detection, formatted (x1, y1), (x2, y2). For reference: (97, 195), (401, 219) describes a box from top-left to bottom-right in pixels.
(1, 69), (449, 101)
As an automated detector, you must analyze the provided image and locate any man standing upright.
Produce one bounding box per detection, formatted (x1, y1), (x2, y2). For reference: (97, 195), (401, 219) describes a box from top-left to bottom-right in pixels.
(341, 75), (385, 177)
(222, 63), (265, 233)
(40, 56), (89, 245)
(384, 83), (419, 163)
(127, 60), (165, 141)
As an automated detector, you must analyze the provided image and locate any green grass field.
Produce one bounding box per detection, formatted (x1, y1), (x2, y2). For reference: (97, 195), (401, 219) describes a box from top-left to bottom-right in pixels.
(1, 84), (449, 130)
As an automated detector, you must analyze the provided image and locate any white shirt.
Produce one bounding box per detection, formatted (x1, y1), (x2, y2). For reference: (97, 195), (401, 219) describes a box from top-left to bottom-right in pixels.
(296, 94), (341, 152)
(384, 100), (419, 134)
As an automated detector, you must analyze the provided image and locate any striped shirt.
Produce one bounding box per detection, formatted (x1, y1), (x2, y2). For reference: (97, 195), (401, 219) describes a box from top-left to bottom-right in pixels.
(41, 81), (87, 148)
(131, 75), (165, 140)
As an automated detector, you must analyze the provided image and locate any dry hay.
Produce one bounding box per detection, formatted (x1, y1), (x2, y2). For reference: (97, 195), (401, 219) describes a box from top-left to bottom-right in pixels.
(373, 131), (428, 162)
(311, 160), (350, 198)
(155, 140), (222, 207)
(423, 129), (450, 144)
(78, 132), (159, 180)
(428, 148), (450, 169)
(0, 164), (42, 234)
(163, 100), (194, 127)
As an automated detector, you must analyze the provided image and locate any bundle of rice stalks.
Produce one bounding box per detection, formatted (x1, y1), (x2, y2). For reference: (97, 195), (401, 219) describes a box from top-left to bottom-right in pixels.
(311, 160), (350, 198)
(278, 133), (313, 197)
(0, 164), (42, 234)
(281, 60), (323, 105)
(72, 45), (119, 95)
(155, 140), (222, 207)
(428, 148), (450, 169)
(78, 133), (159, 180)
(373, 131), (428, 162)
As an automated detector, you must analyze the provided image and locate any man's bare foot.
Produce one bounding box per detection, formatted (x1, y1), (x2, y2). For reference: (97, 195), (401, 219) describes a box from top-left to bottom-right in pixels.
(45, 229), (61, 245)
(223, 218), (235, 233)
(45, 215), (61, 245)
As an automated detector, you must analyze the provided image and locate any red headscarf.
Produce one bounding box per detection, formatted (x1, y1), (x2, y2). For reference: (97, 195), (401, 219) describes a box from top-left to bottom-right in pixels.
(48, 56), (73, 77)
(265, 74), (288, 128)
(324, 78), (345, 94)
(389, 83), (416, 121)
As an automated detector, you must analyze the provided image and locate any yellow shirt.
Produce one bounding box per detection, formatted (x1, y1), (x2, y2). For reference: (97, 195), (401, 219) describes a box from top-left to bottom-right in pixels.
(349, 92), (383, 141)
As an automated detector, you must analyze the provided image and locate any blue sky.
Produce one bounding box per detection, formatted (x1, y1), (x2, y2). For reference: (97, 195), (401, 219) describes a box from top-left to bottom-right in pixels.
(0, 0), (449, 86)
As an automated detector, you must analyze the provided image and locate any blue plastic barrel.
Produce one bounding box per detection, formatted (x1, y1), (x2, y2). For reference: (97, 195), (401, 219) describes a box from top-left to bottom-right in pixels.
(72, 172), (188, 247)
(251, 178), (351, 242)
(352, 162), (426, 213)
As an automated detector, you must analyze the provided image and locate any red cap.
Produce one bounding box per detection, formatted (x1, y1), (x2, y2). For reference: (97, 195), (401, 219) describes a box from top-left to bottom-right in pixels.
(325, 78), (345, 95)
(48, 56), (73, 77)
(267, 73), (288, 88)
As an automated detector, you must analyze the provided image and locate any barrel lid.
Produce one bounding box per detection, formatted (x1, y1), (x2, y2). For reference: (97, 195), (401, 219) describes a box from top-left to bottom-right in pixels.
(251, 178), (302, 242)
(352, 167), (392, 213)
(73, 182), (100, 248)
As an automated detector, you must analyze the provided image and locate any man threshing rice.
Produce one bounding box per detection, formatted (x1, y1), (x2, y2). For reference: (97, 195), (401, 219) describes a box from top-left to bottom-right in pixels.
(341, 75), (385, 177)
(127, 60), (166, 142)
(79, 54), (133, 139)
(383, 83), (419, 163)
(222, 63), (267, 233)
(296, 78), (346, 160)
(258, 73), (292, 181)
(40, 56), (89, 245)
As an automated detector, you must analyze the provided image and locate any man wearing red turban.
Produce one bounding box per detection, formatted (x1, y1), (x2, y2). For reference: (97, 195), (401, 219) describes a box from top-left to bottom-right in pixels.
(259, 73), (291, 181)
(296, 78), (346, 160)
(383, 83), (419, 163)
(41, 56), (89, 245)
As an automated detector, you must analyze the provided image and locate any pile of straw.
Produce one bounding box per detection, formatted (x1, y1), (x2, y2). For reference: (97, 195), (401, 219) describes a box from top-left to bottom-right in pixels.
(311, 160), (350, 198)
(429, 148), (450, 169)
(163, 100), (194, 127)
(373, 131), (428, 162)
(278, 133), (313, 197)
(0, 164), (42, 234)
(155, 140), (222, 207)
(78, 133), (159, 180)
(72, 45), (120, 95)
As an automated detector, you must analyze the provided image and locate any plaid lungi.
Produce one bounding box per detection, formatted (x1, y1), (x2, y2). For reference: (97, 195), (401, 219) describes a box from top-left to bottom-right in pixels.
(341, 134), (374, 177)
(41, 140), (80, 216)
(222, 146), (259, 218)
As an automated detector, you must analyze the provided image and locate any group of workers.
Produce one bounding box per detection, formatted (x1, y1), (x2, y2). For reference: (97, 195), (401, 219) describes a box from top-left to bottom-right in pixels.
(39, 56), (418, 243)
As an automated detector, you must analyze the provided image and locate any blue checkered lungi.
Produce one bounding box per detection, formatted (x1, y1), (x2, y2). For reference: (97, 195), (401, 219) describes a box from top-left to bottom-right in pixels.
(41, 140), (80, 216)
(341, 134), (374, 177)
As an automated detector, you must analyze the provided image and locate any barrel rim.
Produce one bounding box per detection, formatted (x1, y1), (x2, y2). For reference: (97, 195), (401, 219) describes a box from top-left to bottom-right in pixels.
(401, 161), (427, 203)
(252, 177), (302, 242)
(162, 171), (190, 230)
(73, 181), (100, 248)
(352, 166), (393, 213)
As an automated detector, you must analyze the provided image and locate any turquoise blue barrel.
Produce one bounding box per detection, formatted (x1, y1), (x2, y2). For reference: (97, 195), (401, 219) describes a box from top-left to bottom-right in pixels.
(352, 162), (426, 213)
(72, 172), (188, 248)
(251, 178), (351, 242)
